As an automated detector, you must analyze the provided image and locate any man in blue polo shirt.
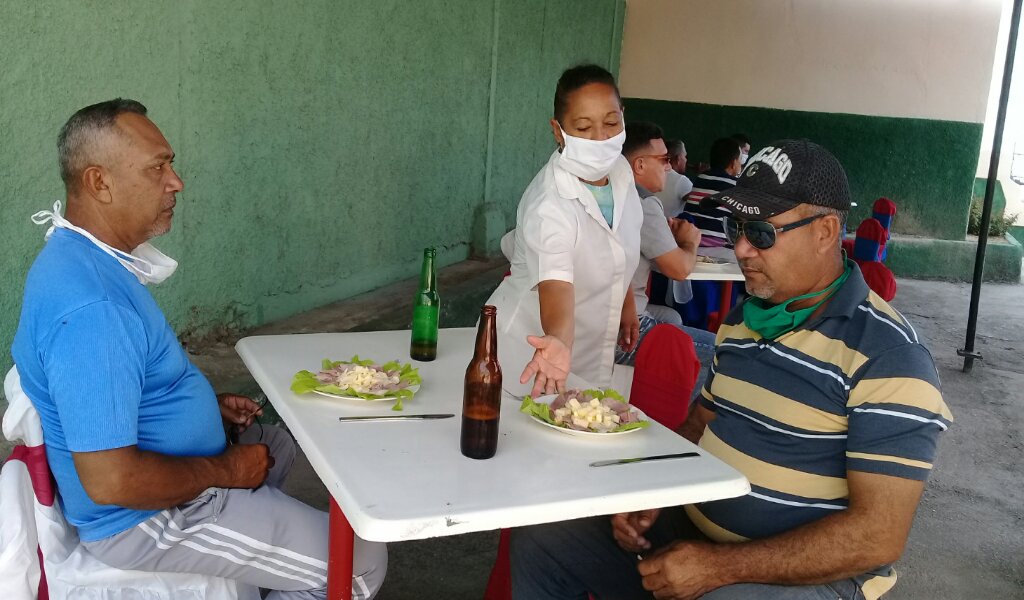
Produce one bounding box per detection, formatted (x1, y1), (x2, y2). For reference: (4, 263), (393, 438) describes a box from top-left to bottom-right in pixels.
(12, 99), (386, 599)
(511, 140), (950, 600)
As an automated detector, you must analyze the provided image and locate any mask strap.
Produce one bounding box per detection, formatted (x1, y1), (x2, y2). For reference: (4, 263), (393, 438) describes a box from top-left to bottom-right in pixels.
(29, 200), (158, 280)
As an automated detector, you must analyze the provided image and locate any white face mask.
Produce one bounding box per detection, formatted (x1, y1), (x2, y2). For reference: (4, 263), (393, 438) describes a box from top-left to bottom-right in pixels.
(557, 126), (626, 182)
(31, 201), (178, 285)
(739, 152), (749, 166)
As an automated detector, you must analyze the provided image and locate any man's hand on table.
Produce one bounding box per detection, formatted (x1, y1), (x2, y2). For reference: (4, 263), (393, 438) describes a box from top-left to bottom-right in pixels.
(218, 393), (264, 432)
(638, 540), (727, 600)
(611, 509), (661, 553)
(521, 334), (571, 397)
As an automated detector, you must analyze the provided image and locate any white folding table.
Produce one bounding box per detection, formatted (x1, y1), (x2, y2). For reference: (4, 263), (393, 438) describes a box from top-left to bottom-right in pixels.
(673, 248), (746, 330)
(236, 328), (748, 600)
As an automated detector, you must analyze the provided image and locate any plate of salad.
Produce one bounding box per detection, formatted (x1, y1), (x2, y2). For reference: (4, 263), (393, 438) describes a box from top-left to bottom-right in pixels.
(519, 388), (650, 437)
(290, 356), (421, 411)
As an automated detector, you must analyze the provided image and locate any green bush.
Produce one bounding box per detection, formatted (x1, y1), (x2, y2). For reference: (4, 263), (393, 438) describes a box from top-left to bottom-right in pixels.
(968, 197), (1018, 237)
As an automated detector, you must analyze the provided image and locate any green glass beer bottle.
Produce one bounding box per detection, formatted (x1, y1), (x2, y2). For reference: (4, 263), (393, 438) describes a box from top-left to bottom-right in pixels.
(410, 247), (439, 361)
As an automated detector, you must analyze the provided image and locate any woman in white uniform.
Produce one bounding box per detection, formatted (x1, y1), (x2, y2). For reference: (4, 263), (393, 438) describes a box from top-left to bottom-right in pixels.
(487, 65), (643, 397)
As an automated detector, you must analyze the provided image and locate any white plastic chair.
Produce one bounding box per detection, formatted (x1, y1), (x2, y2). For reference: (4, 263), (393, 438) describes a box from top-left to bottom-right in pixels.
(0, 366), (260, 600)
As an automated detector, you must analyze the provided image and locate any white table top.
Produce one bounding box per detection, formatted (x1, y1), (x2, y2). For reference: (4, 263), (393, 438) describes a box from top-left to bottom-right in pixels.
(236, 328), (748, 543)
(688, 246), (745, 282)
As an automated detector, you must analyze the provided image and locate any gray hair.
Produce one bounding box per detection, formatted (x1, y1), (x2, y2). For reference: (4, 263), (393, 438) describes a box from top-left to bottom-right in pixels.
(807, 204), (848, 233)
(665, 139), (686, 159)
(57, 98), (147, 188)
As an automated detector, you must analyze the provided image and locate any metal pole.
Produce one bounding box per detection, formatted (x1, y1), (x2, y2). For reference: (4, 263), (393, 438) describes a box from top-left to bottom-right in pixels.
(959, 0), (1023, 373)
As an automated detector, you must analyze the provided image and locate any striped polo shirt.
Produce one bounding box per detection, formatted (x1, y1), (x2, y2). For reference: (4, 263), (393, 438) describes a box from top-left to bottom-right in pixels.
(678, 170), (736, 247)
(686, 263), (951, 598)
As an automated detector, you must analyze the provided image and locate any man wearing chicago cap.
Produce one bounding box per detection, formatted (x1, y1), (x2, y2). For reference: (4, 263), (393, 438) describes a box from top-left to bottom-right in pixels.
(510, 140), (952, 600)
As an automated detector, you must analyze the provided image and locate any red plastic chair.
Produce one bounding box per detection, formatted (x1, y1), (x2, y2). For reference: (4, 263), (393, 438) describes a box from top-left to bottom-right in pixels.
(483, 325), (701, 599)
(857, 261), (897, 301)
(628, 324), (700, 430)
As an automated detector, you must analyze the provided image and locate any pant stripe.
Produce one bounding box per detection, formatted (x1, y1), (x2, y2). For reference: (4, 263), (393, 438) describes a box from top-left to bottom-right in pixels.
(158, 509), (329, 570)
(151, 512), (328, 582)
(143, 517), (329, 583)
(156, 510), (329, 573)
(138, 521), (325, 587)
(353, 574), (371, 599)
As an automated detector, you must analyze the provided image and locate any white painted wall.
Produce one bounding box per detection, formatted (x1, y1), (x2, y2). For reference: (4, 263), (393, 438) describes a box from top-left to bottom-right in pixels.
(977, 0), (1024, 224)
(620, 0), (1003, 123)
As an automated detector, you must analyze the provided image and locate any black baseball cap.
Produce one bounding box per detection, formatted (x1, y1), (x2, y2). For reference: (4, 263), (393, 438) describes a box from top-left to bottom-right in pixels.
(702, 139), (850, 219)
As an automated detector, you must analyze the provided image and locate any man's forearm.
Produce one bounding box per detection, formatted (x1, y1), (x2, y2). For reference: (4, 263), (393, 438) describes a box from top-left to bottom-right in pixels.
(654, 248), (697, 281)
(705, 510), (899, 588)
(676, 403), (713, 444)
(75, 448), (236, 510)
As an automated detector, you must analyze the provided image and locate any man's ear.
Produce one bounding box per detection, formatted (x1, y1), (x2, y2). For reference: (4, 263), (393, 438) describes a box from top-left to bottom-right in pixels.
(817, 213), (842, 254)
(550, 119), (564, 150)
(82, 166), (113, 204)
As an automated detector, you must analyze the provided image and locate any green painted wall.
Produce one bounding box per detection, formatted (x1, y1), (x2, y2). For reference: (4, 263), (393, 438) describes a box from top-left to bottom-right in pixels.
(0, 1), (625, 381)
(622, 99), (982, 241)
(1011, 226), (1024, 247)
(887, 234), (1022, 283)
(972, 178), (1007, 218)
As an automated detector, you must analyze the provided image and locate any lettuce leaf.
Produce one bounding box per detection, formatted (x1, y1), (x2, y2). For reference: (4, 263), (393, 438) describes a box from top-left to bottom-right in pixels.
(519, 395), (556, 425)
(581, 388), (627, 403)
(291, 356), (421, 411)
(611, 420), (650, 432)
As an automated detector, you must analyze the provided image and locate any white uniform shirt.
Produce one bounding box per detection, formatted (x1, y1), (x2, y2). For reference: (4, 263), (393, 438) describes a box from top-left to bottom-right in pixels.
(486, 150), (643, 396)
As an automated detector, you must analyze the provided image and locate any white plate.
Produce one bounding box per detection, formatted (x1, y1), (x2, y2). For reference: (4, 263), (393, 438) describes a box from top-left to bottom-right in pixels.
(527, 394), (648, 438)
(312, 384), (420, 402)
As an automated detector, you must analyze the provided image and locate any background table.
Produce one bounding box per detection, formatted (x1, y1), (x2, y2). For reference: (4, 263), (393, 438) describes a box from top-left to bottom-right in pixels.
(236, 328), (748, 599)
(674, 248), (745, 331)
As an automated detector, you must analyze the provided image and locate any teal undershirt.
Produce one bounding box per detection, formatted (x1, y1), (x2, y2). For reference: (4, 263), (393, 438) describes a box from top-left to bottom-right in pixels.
(582, 182), (614, 227)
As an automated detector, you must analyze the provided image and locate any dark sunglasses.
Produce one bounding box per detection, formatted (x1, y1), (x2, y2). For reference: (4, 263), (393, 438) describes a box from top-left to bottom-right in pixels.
(724, 213), (826, 250)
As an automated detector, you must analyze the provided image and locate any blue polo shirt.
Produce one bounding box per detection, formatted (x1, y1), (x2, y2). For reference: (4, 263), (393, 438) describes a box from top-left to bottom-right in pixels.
(11, 228), (226, 542)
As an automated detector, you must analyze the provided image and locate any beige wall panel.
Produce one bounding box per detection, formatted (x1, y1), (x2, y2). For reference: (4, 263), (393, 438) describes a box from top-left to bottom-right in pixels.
(620, 0), (1002, 122)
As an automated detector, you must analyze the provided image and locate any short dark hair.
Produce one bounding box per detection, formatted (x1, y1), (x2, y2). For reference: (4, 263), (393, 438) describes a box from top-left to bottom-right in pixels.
(665, 139), (684, 159)
(731, 133), (751, 147)
(622, 121), (664, 159)
(710, 137), (741, 170)
(553, 64), (621, 124)
(58, 98), (148, 187)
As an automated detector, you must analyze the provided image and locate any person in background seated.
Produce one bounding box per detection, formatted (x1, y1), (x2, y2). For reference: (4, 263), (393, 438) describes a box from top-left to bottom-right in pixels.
(680, 137), (742, 247)
(510, 139), (951, 600)
(655, 138), (693, 219)
(731, 133), (751, 166)
(615, 121), (716, 377)
(11, 99), (386, 600)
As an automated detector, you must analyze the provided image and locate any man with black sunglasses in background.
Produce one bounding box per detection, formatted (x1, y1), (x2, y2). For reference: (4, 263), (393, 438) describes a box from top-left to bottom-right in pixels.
(511, 140), (951, 600)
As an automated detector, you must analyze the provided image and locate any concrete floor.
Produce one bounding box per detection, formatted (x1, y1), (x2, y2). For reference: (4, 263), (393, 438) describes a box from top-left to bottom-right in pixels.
(3, 263), (1022, 599)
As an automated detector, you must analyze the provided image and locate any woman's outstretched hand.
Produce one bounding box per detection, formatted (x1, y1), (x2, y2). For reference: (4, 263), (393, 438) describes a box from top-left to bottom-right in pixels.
(520, 334), (571, 396)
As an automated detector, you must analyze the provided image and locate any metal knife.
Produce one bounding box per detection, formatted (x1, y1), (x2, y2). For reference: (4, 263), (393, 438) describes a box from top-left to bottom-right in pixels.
(337, 413), (455, 422)
(589, 452), (701, 467)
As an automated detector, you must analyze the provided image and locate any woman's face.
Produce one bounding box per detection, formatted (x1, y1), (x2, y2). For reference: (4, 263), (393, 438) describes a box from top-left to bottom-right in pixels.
(551, 83), (623, 145)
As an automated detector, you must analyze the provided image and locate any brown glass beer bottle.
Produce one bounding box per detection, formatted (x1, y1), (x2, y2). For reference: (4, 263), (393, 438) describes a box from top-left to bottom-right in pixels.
(460, 305), (502, 459)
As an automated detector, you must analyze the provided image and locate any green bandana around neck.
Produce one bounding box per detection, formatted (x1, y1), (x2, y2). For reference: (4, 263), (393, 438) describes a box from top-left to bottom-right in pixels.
(743, 261), (853, 339)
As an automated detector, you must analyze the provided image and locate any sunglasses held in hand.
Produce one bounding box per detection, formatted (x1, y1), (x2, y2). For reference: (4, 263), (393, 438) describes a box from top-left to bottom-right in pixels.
(724, 213), (825, 250)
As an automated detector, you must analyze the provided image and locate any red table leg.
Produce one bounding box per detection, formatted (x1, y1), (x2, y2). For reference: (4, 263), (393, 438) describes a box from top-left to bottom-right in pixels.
(328, 498), (354, 600)
(715, 281), (735, 332)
